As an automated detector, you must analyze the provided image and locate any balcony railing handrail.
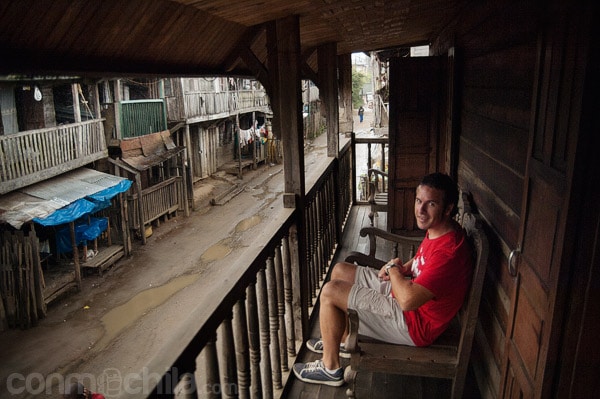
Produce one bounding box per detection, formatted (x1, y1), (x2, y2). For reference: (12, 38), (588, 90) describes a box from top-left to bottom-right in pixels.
(173, 87), (271, 122)
(0, 118), (104, 139)
(134, 141), (353, 398)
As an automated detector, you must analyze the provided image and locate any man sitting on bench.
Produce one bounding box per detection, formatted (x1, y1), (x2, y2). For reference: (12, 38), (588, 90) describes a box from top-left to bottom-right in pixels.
(293, 172), (474, 386)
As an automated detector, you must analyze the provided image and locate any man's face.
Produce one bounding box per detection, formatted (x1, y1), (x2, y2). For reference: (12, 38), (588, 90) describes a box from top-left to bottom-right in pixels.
(414, 184), (452, 232)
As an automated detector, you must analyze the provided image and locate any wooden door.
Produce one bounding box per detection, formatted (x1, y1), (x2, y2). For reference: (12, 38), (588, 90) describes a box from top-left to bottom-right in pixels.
(388, 56), (445, 234)
(500, 6), (583, 397)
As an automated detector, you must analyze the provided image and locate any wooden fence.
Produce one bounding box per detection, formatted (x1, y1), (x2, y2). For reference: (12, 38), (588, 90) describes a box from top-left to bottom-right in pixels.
(0, 229), (46, 331)
(127, 176), (182, 232)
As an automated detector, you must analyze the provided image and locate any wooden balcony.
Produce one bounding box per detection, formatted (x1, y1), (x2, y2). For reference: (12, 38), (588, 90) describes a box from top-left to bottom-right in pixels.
(131, 134), (482, 398)
(166, 88), (271, 124)
(0, 119), (107, 194)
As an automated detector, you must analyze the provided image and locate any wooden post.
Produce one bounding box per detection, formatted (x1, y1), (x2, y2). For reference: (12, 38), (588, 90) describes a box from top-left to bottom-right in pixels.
(236, 113), (243, 179)
(69, 222), (81, 290)
(134, 172), (146, 245)
(113, 79), (122, 139)
(180, 148), (190, 217)
(318, 42), (339, 157)
(90, 83), (101, 120)
(252, 111), (257, 170)
(270, 16), (305, 208)
(339, 53), (354, 134)
(72, 83), (83, 158)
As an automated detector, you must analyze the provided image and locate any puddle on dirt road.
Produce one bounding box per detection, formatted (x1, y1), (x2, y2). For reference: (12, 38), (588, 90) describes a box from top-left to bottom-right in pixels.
(98, 239), (236, 349)
(98, 273), (199, 348)
(234, 215), (262, 232)
(201, 240), (233, 262)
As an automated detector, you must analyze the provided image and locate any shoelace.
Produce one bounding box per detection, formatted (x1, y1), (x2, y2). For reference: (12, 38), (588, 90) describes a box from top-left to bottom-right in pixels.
(303, 359), (324, 372)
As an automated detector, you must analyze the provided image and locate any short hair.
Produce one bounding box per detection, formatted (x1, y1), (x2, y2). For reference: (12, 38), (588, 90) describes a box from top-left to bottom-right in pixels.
(64, 382), (85, 399)
(419, 173), (459, 216)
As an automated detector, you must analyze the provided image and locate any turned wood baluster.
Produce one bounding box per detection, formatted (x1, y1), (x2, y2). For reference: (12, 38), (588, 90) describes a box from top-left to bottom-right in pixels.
(309, 200), (318, 298)
(326, 180), (335, 265)
(266, 256), (282, 389)
(273, 244), (289, 371)
(329, 178), (337, 256)
(304, 205), (314, 301)
(256, 266), (274, 399)
(219, 313), (238, 399)
(198, 335), (220, 399)
(233, 298), (250, 399)
(174, 373), (196, 399)
(281, 235), (297, 357)
(245, 282), (263, 399)
(317, 189), (325, 278)
(288, 224), (307, 342)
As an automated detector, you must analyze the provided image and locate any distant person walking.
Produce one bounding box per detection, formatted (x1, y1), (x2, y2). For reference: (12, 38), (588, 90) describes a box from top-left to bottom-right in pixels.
(358, 106), (365, 123)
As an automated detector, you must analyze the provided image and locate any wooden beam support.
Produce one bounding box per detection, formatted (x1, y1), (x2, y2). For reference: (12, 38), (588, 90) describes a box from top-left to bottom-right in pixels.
(301, 47), (319, 83)
(318, 42), (339, 157)
(239, 46), (271, 95)
(339, 53), (354, 134)
(268, 15), (310, 341)
(222, 25), (262, 72)
(270, 16), (305, 207)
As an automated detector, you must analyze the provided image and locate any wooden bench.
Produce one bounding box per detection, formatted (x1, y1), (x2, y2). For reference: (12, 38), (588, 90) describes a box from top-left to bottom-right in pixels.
(367, 168), (388, 226)
(343, 210), (489, 399)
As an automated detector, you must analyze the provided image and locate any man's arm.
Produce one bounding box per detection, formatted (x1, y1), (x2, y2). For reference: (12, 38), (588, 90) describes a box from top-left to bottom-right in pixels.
(387, 266), (434, 311)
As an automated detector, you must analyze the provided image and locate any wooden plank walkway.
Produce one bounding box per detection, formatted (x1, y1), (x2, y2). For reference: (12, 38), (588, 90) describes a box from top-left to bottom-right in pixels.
(284, 205), (481, 399)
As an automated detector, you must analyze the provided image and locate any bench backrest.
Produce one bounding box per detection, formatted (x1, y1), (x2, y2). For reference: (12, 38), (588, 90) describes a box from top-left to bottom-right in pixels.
(455, 212), (489, 367)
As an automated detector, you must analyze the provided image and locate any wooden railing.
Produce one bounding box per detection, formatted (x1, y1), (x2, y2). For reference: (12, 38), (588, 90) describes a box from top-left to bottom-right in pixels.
(0, 119), (107, 194)
(354, 134), (389, 203)
(135, 141), (353, 398)
(170, 89), (271, 123)
(127, 176), (182, 232)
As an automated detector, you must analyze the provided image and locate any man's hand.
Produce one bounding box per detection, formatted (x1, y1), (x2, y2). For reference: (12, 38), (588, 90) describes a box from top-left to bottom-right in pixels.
(378, 258), (402, 280)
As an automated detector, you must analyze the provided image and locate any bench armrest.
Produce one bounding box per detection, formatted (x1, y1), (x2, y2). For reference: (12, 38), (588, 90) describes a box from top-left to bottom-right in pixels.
(345, 227), (424, 266)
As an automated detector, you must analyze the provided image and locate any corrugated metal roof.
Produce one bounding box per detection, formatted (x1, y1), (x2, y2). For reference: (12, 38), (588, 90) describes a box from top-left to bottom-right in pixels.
(0, 168), (130, 229)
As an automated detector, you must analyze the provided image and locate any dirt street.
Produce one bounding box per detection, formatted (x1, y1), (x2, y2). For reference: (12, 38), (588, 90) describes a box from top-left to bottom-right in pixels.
(0, 108), (373, 399)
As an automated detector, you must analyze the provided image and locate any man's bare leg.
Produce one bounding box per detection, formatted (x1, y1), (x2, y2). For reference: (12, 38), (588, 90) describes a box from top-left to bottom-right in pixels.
(319, 279), (354, 370)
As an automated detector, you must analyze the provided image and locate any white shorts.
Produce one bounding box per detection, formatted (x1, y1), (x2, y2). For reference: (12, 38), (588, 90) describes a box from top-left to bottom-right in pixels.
(347, 266), (415, 346)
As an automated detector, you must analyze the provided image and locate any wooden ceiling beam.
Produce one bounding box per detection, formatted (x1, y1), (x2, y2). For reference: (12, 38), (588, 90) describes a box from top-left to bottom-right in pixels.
(221, 24), (271, 91)
(301, 46), (318, 83)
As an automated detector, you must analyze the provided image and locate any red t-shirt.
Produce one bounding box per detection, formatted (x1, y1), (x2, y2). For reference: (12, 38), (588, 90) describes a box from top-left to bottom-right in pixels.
(403, 227), (473, 346)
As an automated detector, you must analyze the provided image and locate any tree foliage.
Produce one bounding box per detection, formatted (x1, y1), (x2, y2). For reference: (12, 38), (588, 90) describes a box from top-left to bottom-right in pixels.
(352, 68), (368, 109)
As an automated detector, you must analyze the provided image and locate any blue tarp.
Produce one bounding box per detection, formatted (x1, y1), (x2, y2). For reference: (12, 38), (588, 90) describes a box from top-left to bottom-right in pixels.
(56, 217), (109, 254)
(33, 179), (132, 227)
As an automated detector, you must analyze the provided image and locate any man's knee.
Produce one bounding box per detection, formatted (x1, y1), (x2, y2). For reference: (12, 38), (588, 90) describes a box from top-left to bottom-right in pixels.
(321, 279), (353, 308)
(331, 261), (357, 281)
